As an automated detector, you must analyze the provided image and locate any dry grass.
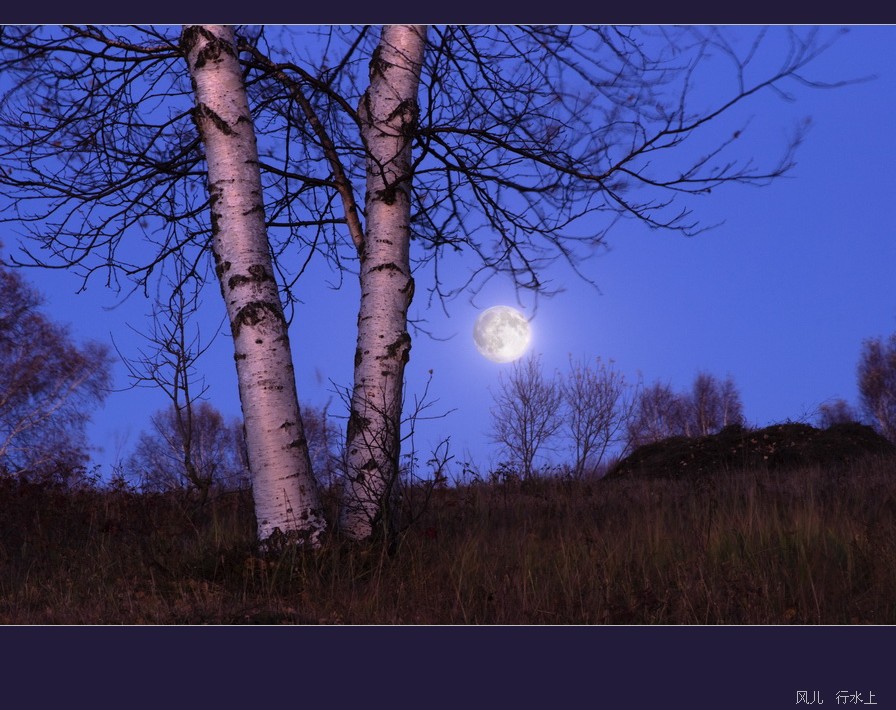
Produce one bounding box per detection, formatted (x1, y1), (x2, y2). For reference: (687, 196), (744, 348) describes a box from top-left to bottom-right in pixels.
(1, 455), (895, 624)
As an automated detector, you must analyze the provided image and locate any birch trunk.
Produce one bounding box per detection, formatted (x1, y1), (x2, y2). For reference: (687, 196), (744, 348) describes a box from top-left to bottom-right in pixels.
(181, 25), (325, 545)
(340, 25), (427, 541)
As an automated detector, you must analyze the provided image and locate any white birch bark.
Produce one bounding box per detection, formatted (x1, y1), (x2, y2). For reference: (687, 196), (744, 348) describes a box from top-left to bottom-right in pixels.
(181, 25), (325, 545)
(340, 25), (427, 541)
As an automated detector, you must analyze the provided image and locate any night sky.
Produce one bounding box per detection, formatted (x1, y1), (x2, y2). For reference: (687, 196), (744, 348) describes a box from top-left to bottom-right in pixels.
(8, 25), (895, 482)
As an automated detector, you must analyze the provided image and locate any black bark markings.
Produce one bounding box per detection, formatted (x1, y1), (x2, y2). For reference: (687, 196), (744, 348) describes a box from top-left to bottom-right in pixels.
(368, 44), (388, 79)
(181, 25), (237, 70)
(385, 332), (411, 361)
(232, 300), (285, 337)
(228, 264), (273, 290)
(388, 98), (419, 136)
(369, 262), (405, 275)
(346, 409), (371, 444)
(194, 103), (235, 136)
(214, 259), (232, 279)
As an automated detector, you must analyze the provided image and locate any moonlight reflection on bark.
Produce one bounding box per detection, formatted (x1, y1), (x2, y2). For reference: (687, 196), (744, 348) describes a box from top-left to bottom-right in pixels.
(473, 306), (532, 363)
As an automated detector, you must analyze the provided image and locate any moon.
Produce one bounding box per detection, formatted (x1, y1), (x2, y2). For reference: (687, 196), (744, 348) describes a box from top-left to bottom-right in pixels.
(473, 306), (532, 363)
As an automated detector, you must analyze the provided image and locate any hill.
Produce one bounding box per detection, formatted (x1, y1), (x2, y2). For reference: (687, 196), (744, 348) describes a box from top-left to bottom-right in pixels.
(606, 422), (896, 479)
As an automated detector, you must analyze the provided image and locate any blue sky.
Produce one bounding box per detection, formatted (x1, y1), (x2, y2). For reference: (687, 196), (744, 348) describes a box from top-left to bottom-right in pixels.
(8, 25), (895, 481)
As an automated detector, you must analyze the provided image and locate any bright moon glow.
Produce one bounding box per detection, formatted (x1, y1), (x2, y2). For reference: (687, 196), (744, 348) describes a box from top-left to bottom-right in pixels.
(473, 306), (532, 363)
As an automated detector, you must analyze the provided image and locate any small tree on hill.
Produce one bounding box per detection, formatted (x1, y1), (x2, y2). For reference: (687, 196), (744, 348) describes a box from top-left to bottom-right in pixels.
(689, 372), (745, 437)
(562, 356), (635, 478)
(858, 334), (896, 443)
(626, 373), (744, 448)
(626, 381), (686, 449)
(491, 354), (564, 480)
(817, 398), (860, 429)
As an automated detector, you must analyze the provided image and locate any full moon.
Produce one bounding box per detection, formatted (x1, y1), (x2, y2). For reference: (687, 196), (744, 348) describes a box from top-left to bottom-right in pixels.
(473, 306), (532, 363)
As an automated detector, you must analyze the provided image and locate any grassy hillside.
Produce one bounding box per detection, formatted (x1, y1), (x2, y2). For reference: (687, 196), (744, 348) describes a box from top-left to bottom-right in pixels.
(1, 454), (895, 624)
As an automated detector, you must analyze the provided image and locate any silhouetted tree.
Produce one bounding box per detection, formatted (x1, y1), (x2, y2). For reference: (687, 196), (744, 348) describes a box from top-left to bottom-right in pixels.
(116, 255), (223, 501)
(858, 334), (896, 443)
(491, 355), (563, 479)
(0, 259), (110, 483)
(562, 356), (635, 478)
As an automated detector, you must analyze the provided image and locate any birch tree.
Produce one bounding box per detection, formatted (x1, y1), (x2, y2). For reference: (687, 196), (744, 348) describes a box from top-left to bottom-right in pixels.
(689, 372), (744, 436)
(626, 381), (686, 449)
(338, 26), (427, 540)
(181, 25), (325, 543)
(0, 25), (325, 544)
(235, 25), (428, 540)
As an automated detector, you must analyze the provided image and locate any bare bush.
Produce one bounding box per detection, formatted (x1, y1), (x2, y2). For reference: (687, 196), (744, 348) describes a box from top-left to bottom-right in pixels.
(126, 401), (248, 494)
(817, 398), (860, 429)
(127, 401), (340, 496)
